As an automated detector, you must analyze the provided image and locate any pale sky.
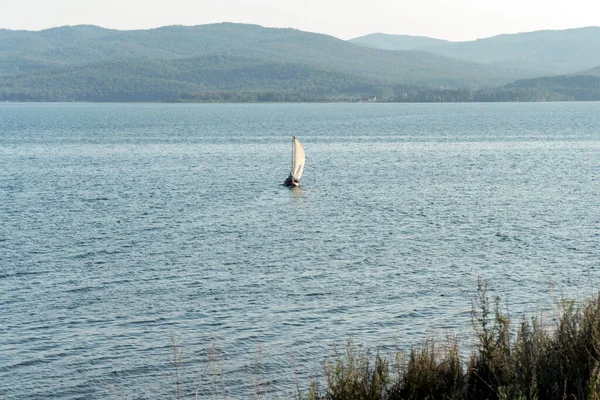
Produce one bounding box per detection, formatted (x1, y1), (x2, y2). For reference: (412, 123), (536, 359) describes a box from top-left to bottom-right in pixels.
(0, 0), (598, 41)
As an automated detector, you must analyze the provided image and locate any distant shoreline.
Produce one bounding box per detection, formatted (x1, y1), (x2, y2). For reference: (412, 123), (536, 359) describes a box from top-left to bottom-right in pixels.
(3, 99), (600, 104)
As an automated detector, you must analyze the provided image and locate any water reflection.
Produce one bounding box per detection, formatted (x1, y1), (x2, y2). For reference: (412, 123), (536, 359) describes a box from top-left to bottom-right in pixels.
(289, 186), (305, 195)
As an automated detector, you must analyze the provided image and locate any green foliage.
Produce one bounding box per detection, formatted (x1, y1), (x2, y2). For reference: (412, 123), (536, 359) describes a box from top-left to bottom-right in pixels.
(302, 281), (600, 399)
(311, 343), (389, 400)
(387, 339), (465, 399)
(0, 23), (532, 90)
(390, 74), (600, 102)
(2, 24), (600, 102)
(506, 75), (600, 100)
(390, 86), (574, 102)
(0, 55), (385, 102)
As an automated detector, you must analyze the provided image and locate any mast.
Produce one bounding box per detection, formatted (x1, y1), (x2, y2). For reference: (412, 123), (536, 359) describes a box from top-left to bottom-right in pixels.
(291, 136), (295, 175)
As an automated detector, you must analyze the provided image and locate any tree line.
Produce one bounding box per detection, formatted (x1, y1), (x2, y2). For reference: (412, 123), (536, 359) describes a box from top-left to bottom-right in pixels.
(2, 70), (599, 102)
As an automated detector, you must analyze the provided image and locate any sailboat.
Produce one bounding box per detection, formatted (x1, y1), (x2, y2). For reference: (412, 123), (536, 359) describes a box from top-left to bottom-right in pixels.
(283, 136), (305, 187)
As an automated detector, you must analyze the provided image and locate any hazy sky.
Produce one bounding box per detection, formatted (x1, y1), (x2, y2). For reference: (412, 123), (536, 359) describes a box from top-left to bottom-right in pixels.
(0, 0), (598, 41)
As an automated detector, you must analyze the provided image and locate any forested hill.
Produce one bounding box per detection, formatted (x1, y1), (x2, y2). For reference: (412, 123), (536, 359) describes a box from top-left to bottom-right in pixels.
(351, 27), (600, 75)
(0, 55), (407, 102)
(0, 23), (537, 102)
(376, 74), (600, 102)
(504, 74), (600, 100)
(2, 23), (600, 102)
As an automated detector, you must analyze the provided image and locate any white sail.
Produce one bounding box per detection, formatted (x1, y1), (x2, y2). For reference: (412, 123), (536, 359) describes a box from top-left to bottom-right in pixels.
(291, 136), (305, 180)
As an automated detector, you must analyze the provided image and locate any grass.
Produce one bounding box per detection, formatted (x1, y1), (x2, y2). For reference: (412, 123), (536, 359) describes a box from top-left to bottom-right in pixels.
(300, 278), (600, 399)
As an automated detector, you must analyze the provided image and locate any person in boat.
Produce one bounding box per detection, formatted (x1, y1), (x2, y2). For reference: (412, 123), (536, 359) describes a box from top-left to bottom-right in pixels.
(284, 174), (298, 186)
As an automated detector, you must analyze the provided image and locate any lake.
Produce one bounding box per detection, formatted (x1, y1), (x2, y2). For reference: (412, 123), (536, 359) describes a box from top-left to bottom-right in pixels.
(1, 102), (599, 399)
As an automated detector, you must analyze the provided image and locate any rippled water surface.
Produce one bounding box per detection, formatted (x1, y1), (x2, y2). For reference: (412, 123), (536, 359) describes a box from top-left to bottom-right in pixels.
(1, 102), (599, 399)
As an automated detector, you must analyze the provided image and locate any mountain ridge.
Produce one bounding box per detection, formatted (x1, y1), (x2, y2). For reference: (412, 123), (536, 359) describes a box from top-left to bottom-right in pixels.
(1, 23), (599, 102)
(351, 26), (600, 74)
(0, 23), (534, 87)
(349, 33), (450, 50)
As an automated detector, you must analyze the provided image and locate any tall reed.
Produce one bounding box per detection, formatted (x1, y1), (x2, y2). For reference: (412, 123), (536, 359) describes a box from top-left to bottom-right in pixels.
(156, 279), (600, 399)
(303, 278), (600, 399)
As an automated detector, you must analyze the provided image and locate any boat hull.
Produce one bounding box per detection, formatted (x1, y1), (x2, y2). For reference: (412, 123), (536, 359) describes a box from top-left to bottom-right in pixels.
(284, 180), (300, 187)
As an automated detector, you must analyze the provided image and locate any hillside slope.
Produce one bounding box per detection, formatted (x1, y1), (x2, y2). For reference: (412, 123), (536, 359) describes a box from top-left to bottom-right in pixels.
(0, 23), (534, 88)
(577, 65), (600, 75)
(0, 55), (398, 101)
(505, 74), (600, 100)
(351, 27), (600, 75)
(349, 33), (450, 50)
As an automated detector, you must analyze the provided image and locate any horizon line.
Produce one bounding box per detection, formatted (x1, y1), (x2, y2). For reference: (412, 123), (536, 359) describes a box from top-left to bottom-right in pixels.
(1, 22), (599, 43)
